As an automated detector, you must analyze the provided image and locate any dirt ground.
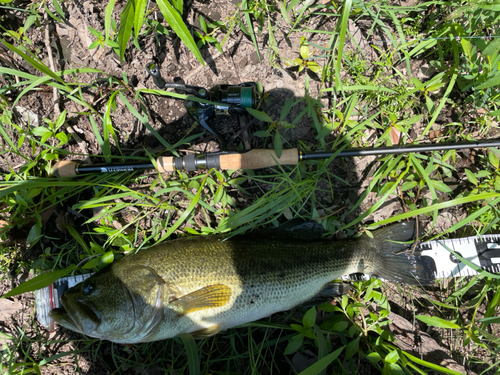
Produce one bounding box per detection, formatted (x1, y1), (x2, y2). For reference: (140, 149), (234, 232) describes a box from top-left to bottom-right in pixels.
(1, 0), (499, 374)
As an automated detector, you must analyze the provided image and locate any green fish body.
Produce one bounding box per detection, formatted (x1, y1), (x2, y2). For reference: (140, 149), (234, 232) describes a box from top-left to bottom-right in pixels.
(49, 221), (434, 343)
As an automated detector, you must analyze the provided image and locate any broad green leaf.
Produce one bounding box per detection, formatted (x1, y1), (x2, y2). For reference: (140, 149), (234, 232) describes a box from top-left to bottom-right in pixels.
(489, 150), (499, 169)
(157, 0), (204, 65)
(24, 14), (37, 31)
(307, 61), (322, 74)
(105, 0), (117, 40)
(385, 350), (399, 364)
(27, 222), (42, 245)
(253, 130), (269, 137)
(279, 98), (294, 122)
(284, 334), (304, 355)
(134, 0), (148, 38)
(478, 4), (500, 11)
(55, 109), (67, 129)
(290, 323), (315, 339)
(300, 37), (310, 59)
(332, 321), (348, 332)
(464, 168), (478, 185)
(341, 294), (348, 310)
(415, 315), (461, 329)
(283, 58), (301, 67)
(345, 336), (360, 360)
(366, 352), (383, 364)
(98, 251), (114, 269)
(82, 257), (100, 269)
(401, 181), (417, 191)
(2, 266), (76, 298)
(430, 180), (453, 193)
(87, 26), (102, 39)
(482, 38), (500, 58)
(117, 0), (135, 62)
(55, 132), (69, 144)
(247, 108), (273, 123)
(388, 363), (405, 375)
(475, 73), (500, 90)
(32, 127), (52, 137)
(302, 306), (316, 330)
(199, 15), (207, 33)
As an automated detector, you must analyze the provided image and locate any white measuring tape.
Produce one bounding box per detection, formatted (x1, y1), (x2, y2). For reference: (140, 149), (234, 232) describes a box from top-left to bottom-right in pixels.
(35, 234), (500, 330)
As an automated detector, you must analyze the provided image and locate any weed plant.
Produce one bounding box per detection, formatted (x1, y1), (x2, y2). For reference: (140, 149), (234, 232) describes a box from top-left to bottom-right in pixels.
(1, 0), (500, 374)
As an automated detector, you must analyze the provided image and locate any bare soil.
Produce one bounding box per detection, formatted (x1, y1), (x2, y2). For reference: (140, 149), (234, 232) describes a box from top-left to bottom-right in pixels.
(1, 0), (499, 374)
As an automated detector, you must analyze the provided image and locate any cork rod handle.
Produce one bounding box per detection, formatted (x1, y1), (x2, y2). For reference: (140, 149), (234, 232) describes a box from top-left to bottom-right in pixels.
(53, 161), (79, 177)
(219, 149), (299, 170)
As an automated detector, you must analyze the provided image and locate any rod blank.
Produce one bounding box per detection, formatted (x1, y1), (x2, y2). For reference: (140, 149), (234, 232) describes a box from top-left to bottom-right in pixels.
(53, 139), (500, 177)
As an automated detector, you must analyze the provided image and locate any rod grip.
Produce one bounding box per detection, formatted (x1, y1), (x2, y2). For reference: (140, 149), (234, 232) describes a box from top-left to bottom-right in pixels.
(219, 149), (299, 170)
(53, 161), (79, 177)
(157, 156), (175, 173)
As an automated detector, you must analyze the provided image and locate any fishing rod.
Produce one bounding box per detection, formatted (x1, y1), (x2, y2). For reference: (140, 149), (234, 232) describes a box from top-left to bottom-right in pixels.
(53, 139), (500, 177)
(52, 63), (500, 177)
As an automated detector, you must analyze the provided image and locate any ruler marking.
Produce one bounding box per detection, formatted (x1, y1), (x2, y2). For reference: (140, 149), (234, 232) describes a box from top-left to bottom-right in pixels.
(451, 240), (462, 277)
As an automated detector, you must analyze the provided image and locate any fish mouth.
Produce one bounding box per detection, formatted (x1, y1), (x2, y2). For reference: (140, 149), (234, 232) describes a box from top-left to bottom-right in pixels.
(49, 295), (101, 334)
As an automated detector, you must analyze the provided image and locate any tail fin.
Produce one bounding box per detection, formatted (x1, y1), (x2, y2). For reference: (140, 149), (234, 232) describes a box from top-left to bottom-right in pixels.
(370, 221), (435, 285)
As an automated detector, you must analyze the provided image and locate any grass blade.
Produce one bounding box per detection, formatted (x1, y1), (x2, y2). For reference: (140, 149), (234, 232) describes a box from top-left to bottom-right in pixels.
(178, 334), (200, 375)
(367, 193), (500, 228)
(156, 0), (204, 65)
(2, 266), (76, 298)
(0, 38), (66, 86)
(105, 0), (117, 40)
(134, 0), (148, 39)
(118, 0), (135, 62)
(335, 0), (352, 92)
(241, 0), (261, 62)
(298, 346), (344, 375)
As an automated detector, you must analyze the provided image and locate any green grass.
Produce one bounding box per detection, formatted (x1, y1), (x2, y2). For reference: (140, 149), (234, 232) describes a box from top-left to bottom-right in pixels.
(1, 0), (500, 374)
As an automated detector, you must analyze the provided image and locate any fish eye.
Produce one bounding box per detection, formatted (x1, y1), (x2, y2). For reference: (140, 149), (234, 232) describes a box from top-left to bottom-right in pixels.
(83, 283), (95, 295)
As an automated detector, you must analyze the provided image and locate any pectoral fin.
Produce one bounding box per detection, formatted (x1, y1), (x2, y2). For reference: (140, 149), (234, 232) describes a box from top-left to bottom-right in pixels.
(169, 284), (232, 316)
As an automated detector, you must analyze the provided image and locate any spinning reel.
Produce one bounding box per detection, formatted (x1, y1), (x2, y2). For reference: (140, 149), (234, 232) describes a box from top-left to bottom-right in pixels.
(145, 62), (262, 151)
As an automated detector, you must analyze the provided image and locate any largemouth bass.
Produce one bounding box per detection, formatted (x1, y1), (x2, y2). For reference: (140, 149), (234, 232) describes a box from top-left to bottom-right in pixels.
(49, 221), (434, 343)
